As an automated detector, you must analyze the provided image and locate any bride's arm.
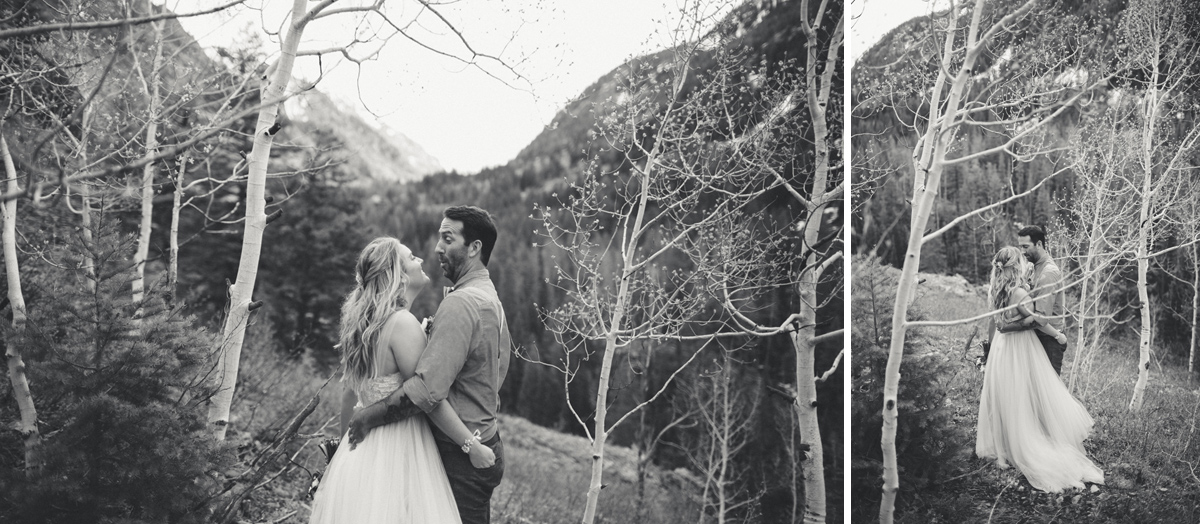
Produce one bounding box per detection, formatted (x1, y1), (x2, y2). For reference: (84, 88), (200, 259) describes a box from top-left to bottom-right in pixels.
(997, 290), (1038, 333)
(999, 286), (1045, 333)
(346, 313), (425, 448)
(428, 401), (496, 468)
(1014, 289), (1064, 340)
(340, 384), (357, 436)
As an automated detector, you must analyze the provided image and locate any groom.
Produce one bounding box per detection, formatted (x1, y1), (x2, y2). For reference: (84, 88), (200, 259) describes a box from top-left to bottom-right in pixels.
(998, 224), (1068, 374)
(347, 205), (511, 523)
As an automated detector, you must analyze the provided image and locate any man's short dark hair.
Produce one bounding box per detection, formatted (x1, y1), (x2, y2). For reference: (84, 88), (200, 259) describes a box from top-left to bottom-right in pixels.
(444, 205), (498, 265)
(1017, 225), (1047, 248)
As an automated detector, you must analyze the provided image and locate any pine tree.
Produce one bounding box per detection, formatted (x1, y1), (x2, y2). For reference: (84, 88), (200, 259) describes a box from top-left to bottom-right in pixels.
(1, 208), (232, 523)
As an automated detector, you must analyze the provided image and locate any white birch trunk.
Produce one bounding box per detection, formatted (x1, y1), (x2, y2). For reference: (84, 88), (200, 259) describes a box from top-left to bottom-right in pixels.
(578, 43), (693, 520)
(698, 419), (716, 524)
(80, 179), (96, 296)
(1129, 161), (1154, 411)
(879, 146), (943, 524)
(792, 323), (825, 524)
(880, 22), (958, 524)
(1129, 52), (1160, 412)
(168, 151), (188, 305)
(880, 2), (1003, 520)
(208, 0), (309, 439)
(1068, 178), (1105, 391)
(1, 133), (40, 475)
(78, 108), (96, 294)
(580, 153), (655, 524)
(1191, 241), (1198, 375)
(715, 365), (730, 524)
(132, 12), (164, 317)
(795, 2), (841, 519)
(579, 283), (623, 524)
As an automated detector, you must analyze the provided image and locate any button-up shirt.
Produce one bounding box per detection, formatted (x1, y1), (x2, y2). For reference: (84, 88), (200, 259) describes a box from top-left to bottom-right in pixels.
(1031, 258), (1066, 332)
(402, 268), (511, 443)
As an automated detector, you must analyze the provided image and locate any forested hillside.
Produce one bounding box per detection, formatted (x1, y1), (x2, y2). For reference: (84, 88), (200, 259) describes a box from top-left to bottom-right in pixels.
(853, 0), (1116, 280)
(852, 0), (1200, 351)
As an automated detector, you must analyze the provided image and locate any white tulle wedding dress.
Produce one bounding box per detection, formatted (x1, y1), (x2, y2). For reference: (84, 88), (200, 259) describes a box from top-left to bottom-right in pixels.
(309, 373), (462, 523)
(976, 312), (1104, 492)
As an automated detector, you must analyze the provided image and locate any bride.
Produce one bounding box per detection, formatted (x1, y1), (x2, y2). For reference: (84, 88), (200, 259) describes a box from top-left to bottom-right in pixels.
(309, 237), (494, 523)
(976, 246), (1104, 492)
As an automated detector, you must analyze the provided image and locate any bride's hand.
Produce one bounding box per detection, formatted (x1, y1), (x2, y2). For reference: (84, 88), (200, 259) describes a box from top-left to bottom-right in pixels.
(346, 405), (377, 450)
(468, 441), (496, 469)
(1055, 332), (1067, 345)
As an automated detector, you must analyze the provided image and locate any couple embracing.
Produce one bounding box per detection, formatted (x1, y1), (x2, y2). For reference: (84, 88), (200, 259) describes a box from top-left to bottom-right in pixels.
(975, 225), (1104, 492)
(309, 205), (511, 524)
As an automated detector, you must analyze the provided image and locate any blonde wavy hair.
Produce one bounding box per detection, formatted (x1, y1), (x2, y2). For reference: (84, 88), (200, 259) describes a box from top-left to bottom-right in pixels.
(990, 246), (1032, 312)
(339, 237), (410, 391)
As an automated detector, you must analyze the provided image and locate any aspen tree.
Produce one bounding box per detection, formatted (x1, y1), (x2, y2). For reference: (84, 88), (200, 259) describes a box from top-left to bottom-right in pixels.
(868, 1), (1107, 520)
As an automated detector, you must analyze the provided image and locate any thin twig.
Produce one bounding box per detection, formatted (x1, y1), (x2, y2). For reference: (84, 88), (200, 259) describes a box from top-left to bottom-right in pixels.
(987, 480), (1012, 524)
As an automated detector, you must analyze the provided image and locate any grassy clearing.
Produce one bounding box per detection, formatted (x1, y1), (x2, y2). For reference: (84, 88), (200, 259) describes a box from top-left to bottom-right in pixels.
(217, 340), (701, 524)
(488, 415), (699, 524)
(235, 398), (698, 524)
(854, 272), (1200, 523)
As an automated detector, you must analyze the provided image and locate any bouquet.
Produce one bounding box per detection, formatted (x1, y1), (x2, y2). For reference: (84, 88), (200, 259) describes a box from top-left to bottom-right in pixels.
(318, 437), (340, 463)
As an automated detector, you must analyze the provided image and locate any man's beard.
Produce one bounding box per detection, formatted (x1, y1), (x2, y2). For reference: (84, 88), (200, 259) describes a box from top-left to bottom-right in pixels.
(441, 252), (463, 282)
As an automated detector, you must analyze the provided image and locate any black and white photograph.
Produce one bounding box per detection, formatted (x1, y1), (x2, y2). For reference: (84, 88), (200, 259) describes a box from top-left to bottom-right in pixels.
(852, 0), (1200, 522)
(0, 0), (842, 523)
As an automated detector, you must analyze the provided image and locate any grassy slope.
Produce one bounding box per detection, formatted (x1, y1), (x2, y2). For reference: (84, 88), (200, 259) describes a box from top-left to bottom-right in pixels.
(858, 270), (1200, 523)
(235, 408), (699, 524)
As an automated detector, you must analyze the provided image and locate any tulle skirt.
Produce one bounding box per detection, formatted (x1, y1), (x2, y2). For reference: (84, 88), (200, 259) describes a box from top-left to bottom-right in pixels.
(976, 329), (1104, 492)
(309, 417), (462, 523)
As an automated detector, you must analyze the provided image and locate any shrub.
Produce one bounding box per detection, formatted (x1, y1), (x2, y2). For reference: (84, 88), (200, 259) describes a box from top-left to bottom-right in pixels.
(0, 215), (234, 523)
(850, 256), (970, 510)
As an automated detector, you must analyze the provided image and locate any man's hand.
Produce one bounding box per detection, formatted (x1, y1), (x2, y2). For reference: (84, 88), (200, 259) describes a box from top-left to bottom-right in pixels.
(346, 392), (425, 450)
(468, 441), (496, 469)
(997, 317), (1035, 333)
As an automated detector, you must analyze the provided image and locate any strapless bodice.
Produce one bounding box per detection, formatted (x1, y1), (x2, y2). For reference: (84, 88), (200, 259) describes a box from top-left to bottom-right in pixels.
(999, 308), (1023, 325)
(356, 373), (403, 407)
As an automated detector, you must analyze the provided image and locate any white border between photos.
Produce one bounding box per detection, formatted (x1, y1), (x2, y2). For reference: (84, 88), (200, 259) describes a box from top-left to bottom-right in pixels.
(842, 1), (853, 520)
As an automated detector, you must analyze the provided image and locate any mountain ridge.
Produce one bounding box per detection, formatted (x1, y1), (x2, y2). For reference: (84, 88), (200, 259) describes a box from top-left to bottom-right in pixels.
(286, 89), (443, 184)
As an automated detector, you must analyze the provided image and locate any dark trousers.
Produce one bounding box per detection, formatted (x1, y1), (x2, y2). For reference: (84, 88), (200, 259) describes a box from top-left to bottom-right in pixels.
(1036, 331), (1066, 375)
(436, 432), (504, 524)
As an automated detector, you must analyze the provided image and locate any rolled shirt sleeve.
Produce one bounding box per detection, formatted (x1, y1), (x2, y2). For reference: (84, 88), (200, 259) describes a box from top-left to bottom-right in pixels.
(1033, 263), (1064, 328)
(403, 294), (475, 412)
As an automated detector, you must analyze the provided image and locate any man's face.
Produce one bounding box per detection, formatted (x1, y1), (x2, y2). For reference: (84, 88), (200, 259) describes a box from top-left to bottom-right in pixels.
(1017, 235), (1037, 262)
(435, 218), (469, 282)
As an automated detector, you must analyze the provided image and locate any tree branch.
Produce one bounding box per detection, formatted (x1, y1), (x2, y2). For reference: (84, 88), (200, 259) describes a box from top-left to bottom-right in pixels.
(922, 165), (1069, 245)
(0, 0), (248, 40)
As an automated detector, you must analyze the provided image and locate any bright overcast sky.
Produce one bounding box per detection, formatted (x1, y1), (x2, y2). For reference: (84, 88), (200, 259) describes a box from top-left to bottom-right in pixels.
(851, 0), (950, 64)
(177, 0), (713, 173)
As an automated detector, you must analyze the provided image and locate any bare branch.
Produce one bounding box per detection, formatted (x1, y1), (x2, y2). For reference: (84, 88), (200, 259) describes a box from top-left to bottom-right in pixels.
(0, 0), (249, 40)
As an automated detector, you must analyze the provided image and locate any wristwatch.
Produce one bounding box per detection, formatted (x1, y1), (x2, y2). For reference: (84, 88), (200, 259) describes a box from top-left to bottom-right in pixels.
(461, 430), (482, 454)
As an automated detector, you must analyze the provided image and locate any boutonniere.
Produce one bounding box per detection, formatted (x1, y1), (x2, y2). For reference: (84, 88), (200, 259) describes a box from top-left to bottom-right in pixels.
(422, 315), (435, 337)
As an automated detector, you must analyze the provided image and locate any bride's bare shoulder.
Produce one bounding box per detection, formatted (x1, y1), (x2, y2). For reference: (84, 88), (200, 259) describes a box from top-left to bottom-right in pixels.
(383, 310), (426, 376)
(387, 308), (420, 327)
(1009, 286), (1030, 303)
